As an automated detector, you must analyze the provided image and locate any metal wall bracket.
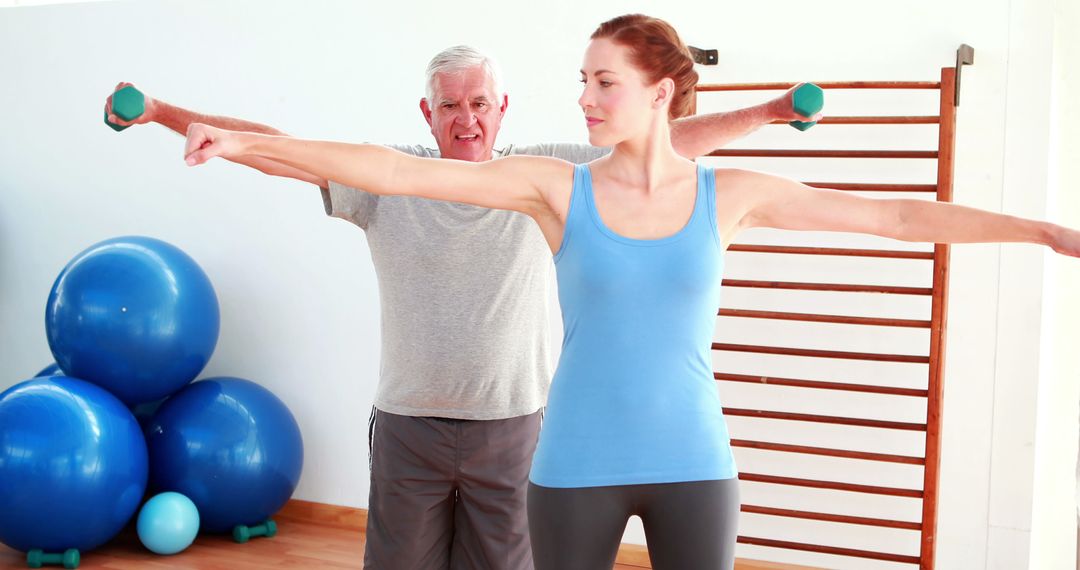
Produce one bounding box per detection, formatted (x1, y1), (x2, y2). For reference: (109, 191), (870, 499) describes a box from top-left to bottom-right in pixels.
(688, 46), (718, 66)
(955, 44), (974, 106)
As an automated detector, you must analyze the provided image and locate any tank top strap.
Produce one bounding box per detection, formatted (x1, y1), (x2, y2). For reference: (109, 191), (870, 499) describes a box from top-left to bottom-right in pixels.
(554, 163), (594, 262)
(696, 164), (722, 248)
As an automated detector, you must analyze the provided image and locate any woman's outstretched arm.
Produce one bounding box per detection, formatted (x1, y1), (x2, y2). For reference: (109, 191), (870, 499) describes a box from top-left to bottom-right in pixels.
(720, 168), (1080, 257)
(183, 123), (571, 215)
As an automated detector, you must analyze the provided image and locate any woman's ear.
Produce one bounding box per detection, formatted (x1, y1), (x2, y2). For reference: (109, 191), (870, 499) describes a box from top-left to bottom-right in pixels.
(654, 77), (676, 110)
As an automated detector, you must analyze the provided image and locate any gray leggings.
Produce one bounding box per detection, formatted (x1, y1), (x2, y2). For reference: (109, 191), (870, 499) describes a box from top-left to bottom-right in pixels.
(527, 478), (739, 570)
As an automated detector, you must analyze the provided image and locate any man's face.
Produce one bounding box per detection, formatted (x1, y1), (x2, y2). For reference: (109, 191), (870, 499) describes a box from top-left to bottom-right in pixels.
(420, 66), (508, 162)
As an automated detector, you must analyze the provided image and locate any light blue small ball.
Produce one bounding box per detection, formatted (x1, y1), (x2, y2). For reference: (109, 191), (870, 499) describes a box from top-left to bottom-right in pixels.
(137, 492), (200, 555)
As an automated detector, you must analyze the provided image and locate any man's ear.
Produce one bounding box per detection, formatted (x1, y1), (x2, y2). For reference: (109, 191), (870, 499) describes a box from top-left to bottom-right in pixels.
(420, 98), (434, 127)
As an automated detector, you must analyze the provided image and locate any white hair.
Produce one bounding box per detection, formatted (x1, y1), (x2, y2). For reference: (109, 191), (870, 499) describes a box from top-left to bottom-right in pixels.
(424, 45), (505, 102)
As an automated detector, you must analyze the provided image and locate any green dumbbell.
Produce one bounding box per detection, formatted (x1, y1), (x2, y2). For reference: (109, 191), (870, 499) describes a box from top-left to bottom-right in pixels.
(104, 85), (146, 132)
(26, 548), (80, 569)
(790, 83), (824, 131)
(232, 519), (278, 543)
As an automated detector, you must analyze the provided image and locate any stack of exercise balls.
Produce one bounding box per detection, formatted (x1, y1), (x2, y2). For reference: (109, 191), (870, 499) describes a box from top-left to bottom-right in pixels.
(0, 236), (304, 568)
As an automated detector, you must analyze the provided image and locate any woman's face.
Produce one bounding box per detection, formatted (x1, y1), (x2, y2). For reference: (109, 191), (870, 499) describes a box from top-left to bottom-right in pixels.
(579, 38), (662, 147)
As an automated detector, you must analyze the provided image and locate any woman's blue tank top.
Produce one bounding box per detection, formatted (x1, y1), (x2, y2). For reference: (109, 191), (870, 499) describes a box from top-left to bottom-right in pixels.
(530, 163), (737, 488)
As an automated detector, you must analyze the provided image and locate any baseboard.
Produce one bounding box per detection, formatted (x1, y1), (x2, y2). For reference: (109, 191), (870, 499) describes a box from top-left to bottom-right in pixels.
(279, 499), (823, 570)
(278, 498), (368, 530)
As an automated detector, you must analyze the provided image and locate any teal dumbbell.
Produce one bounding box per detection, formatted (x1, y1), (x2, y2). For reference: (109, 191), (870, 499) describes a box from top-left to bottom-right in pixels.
(790, 83), (824, 131)
(26, 549), (79, 569)
(232, 519), (277, 543)
(104, 85), (145, 132)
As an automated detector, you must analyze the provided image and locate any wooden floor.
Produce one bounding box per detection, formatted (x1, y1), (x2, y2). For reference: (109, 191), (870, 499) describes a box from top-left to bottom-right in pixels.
(0, 500), (815, 569)
(0, 518), (362, 569)
(0, 518), (642, 570)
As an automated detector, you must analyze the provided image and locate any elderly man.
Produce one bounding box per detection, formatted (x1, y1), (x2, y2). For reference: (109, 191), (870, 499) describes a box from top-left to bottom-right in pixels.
(106, 45), (813, 570)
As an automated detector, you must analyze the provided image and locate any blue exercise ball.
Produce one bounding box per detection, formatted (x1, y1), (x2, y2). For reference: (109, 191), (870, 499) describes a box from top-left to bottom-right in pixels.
(145, 377), (303, 533)
(130, 397), (167, 430)
(45, 236), (220, 406)
(34, 363), (62, 377)
(137, 492), (200, 555)
(0, 376), (148, 553)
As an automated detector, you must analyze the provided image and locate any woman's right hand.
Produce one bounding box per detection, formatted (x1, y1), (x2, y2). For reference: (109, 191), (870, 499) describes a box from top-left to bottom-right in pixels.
(1049, 224), (1080, 258)
(184, 123), (244, 166)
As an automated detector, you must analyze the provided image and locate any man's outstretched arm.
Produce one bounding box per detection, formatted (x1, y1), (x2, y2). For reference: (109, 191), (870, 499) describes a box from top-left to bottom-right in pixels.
(670, 84), (821, 158)
(105, 82), (327, 188)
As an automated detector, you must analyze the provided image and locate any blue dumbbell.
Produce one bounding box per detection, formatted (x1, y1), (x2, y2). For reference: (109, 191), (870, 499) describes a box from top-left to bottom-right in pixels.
(26, 548), (79, 569)
(104, 85), (145, 132)
(233, 519), (278, 543)
(790, 83), (824, 131)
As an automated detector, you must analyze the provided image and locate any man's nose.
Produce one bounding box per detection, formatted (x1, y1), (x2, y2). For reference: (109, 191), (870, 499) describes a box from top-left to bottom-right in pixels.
(455, 106), (477, 125)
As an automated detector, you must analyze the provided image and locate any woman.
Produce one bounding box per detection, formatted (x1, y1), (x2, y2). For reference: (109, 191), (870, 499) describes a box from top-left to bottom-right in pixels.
(184, 14), (1079, 570)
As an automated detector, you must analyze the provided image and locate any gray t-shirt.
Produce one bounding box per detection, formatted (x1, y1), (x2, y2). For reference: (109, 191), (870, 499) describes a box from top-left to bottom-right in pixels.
(323, 143), (608, 420)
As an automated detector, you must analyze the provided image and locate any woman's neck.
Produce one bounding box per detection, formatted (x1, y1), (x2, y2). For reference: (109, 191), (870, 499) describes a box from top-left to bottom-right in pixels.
(600, 118), (691, 194)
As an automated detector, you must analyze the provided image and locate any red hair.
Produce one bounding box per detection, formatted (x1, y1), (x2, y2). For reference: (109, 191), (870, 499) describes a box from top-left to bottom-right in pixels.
(591, 14), (698, 119)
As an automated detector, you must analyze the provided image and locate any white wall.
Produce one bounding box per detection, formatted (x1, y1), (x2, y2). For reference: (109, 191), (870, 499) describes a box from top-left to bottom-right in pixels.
(1029, 0), (1080, 568)
(0, 0), (1076, 567)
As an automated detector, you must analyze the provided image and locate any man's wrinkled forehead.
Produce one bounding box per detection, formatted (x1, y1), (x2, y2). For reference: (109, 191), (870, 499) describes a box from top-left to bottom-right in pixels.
(431, 68), (500, 103)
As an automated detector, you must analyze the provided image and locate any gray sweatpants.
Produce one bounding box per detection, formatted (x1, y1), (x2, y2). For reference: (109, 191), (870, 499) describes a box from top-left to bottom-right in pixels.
(528, 478), (740, 570)
(364, 408), (542, 570)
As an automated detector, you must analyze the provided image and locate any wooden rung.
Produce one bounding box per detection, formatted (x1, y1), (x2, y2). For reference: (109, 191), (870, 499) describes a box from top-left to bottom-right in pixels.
(737, 536), (921, 565)
(721, 279), (933, 296)
(804, 182), (938, 193)
(739, 472), (924, 498)
(730, 439), (926, 464)
(712, 342), (931, 364)
(714, 372), (929, 398)
(707, 149), (938, 159)
(697, 81), (941, 91)
(768, 116), (939, 125)
(727, 244), (935, 259)
(741, 504), (923, 530)
(718, 308), (931, 328)
(724, 408), (927, 431)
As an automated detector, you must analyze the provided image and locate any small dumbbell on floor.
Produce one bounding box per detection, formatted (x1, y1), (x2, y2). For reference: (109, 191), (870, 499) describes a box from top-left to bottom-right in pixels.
(26, 549), (79, 569)
(232, 519), (278, 544)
